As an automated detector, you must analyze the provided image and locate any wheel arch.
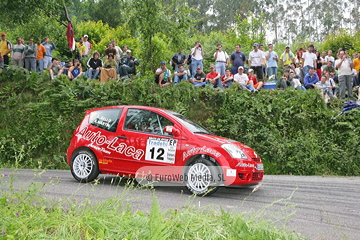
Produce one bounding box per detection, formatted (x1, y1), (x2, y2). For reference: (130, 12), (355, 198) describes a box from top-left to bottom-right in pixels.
(71, 146), (101, 173)
(182, 154), (223, 180)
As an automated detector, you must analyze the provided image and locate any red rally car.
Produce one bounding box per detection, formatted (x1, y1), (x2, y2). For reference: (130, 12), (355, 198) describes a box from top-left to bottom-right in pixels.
(67, 105), (264, 196)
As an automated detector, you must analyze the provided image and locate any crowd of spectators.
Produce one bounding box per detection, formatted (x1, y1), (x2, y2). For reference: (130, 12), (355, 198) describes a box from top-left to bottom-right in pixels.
(1, 32), (360, 101)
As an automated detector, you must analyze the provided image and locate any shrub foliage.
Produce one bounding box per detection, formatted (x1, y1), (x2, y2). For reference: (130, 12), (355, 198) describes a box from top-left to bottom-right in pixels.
(0, 69), (359, 176)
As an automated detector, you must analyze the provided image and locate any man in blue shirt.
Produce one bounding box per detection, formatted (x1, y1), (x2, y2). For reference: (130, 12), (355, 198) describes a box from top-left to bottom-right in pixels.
(42, 37), (56, 69)
(230, 45), (246, 75)
(265, 44), (278, 81)
(304, 67), (319, 89)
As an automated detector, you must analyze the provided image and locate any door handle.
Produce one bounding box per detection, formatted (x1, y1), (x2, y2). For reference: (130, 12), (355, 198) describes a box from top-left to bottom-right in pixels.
(117, 136), (127, 139)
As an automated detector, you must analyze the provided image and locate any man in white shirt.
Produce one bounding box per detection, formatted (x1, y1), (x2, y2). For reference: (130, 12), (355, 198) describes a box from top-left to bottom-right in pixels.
(83, 34), (92, 57)
(336, 51), (354, 99)
(301, 44), (317, 76)
(214, 44), (229, 77)
(234, 66), (256, 91)
(248, 43), (265, 81)
(324, 50), (335, 67)
(190, 41), (204, 79)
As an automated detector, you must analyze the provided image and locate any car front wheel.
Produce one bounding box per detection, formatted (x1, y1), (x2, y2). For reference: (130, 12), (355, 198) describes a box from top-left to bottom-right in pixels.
(70, 149), (99, 182)
(185, 158), (220, 196)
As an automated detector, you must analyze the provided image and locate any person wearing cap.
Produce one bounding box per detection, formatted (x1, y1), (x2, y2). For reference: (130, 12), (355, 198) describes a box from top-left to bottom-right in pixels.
(301, 44), (317, 76)
(265, 44), (278, 81)
(155, 61), (172, 87)
(75, 37), (86, 60)
(230, 44), (246, 75)
(214, 44), (229, 77)
(86, 51), (103, 80)
(190, 41), (204, 79)
(248, 43), (265, 82)
(304, 67), (319, 89)
(83, 35), (92, 57)
(11, 37), (25, 67)
(42, 37), (56, 69)
(205, 64), (222, 88)
(36, 40), (46, 73)
(173, 65), (188, 84)
(234, 66), (256, 92)
(335, 50), (354, 99)
(248, 69), (263, 90)
(279, 46), (295, 70)
(100, 54), (117, 82)
(0, 33), (12, 67)
(119, 49), (139, 78)
(190, 66), (206, 87)
(24, 37), (37, 72)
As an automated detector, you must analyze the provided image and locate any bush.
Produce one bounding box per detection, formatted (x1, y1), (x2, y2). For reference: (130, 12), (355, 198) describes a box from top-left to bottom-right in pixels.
(0, 70), (359, 176)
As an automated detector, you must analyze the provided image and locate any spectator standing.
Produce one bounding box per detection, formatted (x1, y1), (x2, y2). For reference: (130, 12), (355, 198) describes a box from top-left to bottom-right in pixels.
(248, 43), (265, 81)
(221, 68), (234, 88)
(296, 43), (307, 63)
(173, 65), (188, 84)
(320, 51), (327, 71)
(190, 41), (204, 79)
(325, 50), (335, 66)
(259, 44), (267, 77)
(265, 43), (278, 81)
(301, 44), (317, 76)
(190, 66), (206, 87)
(315, 51), (322, 80)
(279, 46), (295, 69)
(42, 38), (56, 69)
(0, 33), (12, 67)
(171, 49), (187, 72)
(104, 42), (117, 59)
(335, 51), (354, 99)
(12, 37), (25, 67)
(230, 44), (246, 75)
(24, 37), (37, 72)
(83, 34), (92, 57)
(75, 38), (86, 60)
(206, 64), (222, 88)
(0, 51), (4, 72)
(36, 40), (46, 73)
(353, 53), (360, 87)
(119, 50), (139, 78)
(304, 67), (319, 89)
(86, 51), (103, 79)
(234, 66), (256, 91)
(155, 61), (172, 87)
(214, 44), (229, 77)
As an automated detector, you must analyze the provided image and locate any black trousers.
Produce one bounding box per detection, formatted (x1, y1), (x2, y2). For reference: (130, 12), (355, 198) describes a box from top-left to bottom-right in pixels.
(251, 66), (264, 80)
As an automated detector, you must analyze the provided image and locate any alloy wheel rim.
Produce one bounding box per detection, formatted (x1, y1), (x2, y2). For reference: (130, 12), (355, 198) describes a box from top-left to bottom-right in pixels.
(73, 153), (93, 178)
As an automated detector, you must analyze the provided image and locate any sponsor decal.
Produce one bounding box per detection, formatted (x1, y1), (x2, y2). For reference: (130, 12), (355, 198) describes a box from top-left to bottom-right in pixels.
(77, 127), (144, 160)
(183, 146), (221, 160)
(99, 159), (113, 164)
(226, 169), (236, 177)
(236, 162), (255, 168)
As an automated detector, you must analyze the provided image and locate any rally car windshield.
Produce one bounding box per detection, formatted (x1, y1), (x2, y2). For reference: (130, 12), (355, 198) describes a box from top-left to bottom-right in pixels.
(165, 111), (214, 135)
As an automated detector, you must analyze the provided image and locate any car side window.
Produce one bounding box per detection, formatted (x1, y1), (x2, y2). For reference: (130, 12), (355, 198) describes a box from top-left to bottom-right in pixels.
(124, 108), (174, 135)
(89, 108), (122, 132)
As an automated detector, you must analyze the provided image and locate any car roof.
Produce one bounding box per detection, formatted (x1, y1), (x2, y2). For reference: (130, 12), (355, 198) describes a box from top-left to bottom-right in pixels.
(85, 105), (169, 114)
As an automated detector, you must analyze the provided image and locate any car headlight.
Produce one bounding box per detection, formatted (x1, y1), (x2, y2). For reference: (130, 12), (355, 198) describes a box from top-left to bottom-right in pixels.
(221, 144), (248, 159)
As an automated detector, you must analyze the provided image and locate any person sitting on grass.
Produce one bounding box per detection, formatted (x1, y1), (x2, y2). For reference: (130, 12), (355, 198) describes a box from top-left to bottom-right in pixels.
(189, 66), (206, 87)
(62, 60), (73, 76)
(277, 69), (291, 89)
(155, 61), (172, 87)
(316, 75), (336, 102)
(233, 66), (257, 92)
(68, 59), (83, 80)
(86, 51), (103, 80)
(324, 72), (338, 97)
(100, 54), (117, 82)
(221, 68), (234, 88)
(304, 67), (319, 89)
(173, 65), (188, 84)
(48, 58), (64, 80)
(248, 69), (264, 90)
(206, 64), (223, 88)
(289, 70), (306, 90)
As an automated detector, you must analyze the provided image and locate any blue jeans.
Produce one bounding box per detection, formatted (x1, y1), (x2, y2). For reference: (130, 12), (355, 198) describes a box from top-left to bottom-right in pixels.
(241, 84), (256, 91)
(174, 74), (188, 83)
(303, 65), (312, 76)
(191, 59), (203, 78)
(267, 67), (278, 81)
(192, 81), (206, 87)
(43, 56), (52, 69)
(119, 64), (134, 77)
(297, 86), (306, 91)
(87, 69), (100, 79)
(37, 59), (44, 73)
(208, 78), (223, 88)
(215, 62), (226, 77)
(224, 80), (233, 88)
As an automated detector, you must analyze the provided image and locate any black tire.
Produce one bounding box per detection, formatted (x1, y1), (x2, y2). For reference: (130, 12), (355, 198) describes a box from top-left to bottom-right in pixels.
(70, 149), (99, 182)
(185, 158), (221, 196)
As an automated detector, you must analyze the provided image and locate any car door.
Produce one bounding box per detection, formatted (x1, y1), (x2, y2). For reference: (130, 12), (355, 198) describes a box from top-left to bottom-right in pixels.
(111, 108), (184, 174)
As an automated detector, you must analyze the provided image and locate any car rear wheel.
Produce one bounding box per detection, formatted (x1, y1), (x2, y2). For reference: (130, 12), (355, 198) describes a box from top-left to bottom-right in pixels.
(185, 158), (220, 196)
(70, 149), (99, 182)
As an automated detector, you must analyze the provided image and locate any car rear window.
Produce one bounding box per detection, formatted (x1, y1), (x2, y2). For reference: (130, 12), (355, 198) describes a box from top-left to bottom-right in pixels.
(89, 108), (122, 132)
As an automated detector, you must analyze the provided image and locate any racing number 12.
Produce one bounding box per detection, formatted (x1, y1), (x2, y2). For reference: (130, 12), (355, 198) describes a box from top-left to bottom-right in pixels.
(149, 147), (164, 160)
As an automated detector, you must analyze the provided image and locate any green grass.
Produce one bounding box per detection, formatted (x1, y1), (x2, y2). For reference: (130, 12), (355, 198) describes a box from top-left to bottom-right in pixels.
(0, 170), (303, 240)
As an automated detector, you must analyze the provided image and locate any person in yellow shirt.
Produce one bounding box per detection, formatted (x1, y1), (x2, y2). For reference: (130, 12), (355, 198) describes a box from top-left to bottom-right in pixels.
(75, 37), (86, 60)
(0, 33), (12, 67)
(280, 46), (295, 69)
(354, 53), (360, 87)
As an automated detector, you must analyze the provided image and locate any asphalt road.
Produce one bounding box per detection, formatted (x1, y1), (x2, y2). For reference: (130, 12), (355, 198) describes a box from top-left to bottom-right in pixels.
(1, 168), (359, 240)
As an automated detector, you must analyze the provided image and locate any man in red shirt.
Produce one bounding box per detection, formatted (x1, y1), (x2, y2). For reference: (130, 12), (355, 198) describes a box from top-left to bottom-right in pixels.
(248, 69), (264, 90)
(206, 64), (223, 88)
(221, 68), (234, 88)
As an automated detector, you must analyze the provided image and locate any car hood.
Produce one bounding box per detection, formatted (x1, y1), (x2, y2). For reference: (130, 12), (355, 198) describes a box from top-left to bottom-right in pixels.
(195, 134), (250, 149)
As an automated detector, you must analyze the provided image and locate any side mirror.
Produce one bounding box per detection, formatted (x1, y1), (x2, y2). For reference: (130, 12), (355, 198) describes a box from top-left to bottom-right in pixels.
(164, 125), (180, 137)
